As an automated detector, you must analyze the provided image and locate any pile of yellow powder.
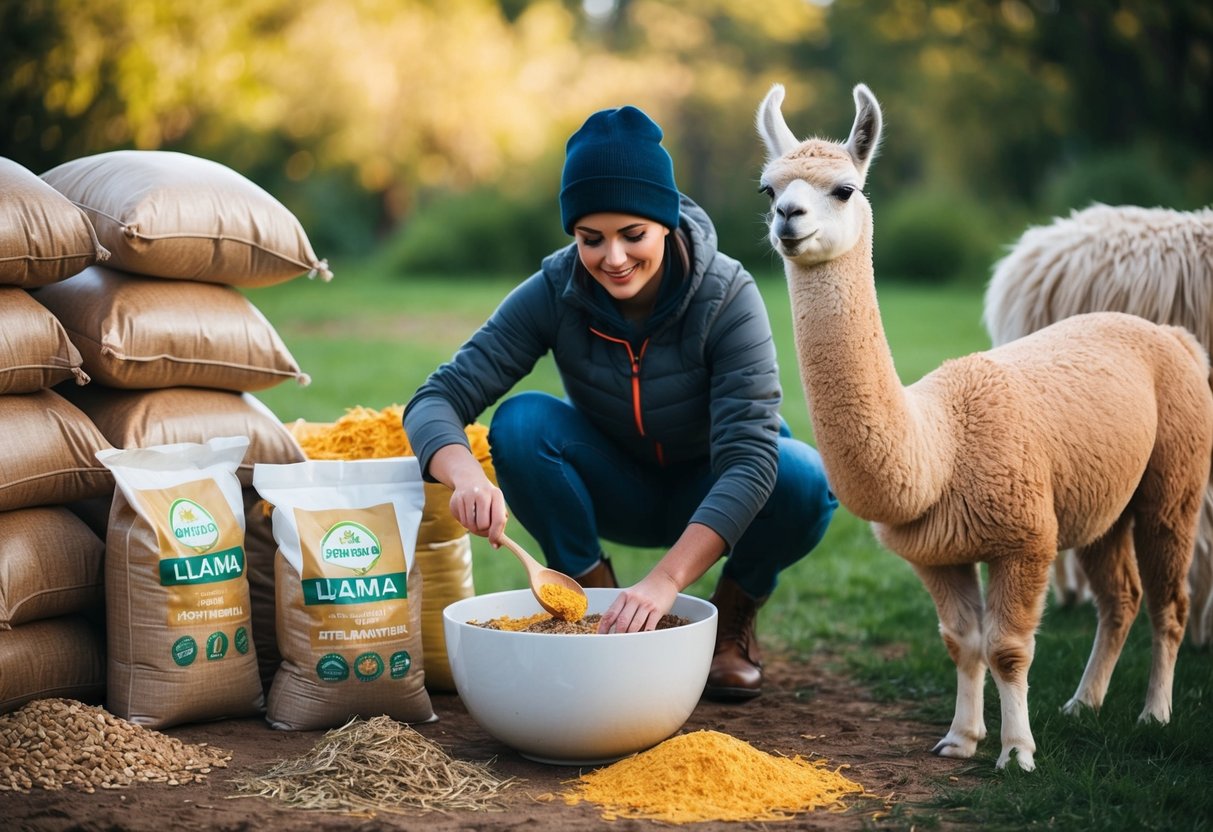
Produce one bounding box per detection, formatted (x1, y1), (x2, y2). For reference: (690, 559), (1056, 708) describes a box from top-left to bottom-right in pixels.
(559, 730), (865, 823)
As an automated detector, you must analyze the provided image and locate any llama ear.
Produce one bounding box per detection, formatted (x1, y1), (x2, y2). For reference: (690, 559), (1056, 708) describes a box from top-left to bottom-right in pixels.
(756, 84), (800, 161)
(845, 83), (882, 184)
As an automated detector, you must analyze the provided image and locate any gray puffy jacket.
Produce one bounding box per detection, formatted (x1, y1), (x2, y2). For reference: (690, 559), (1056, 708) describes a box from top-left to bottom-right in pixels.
(403, 196), (781, 548)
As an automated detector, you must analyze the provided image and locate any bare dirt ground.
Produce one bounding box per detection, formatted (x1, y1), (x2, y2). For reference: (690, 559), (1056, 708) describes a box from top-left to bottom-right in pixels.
(2, 655), (977, 831)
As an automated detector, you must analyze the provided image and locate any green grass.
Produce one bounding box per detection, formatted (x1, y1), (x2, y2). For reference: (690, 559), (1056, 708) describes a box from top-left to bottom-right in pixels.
(246, 265), (1213, 831)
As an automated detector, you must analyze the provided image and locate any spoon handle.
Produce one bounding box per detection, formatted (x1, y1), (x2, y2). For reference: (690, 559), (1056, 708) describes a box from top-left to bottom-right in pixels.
(499, 533), (540, 574)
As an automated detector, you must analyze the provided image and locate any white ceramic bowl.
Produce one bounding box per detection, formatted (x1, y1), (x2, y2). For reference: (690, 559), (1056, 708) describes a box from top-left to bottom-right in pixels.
(443, 588), (717, 765)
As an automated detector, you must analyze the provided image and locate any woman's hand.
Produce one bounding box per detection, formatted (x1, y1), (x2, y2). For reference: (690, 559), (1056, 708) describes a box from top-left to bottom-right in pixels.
(598, 571), (680, 633)
(597, 523), (729, 633)
(429, 444), (508, 542)
(449, 475), (507, 541)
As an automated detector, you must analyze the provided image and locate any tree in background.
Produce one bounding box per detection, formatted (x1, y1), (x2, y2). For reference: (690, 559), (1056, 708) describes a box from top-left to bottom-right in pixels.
(2, 0), (1209, 277)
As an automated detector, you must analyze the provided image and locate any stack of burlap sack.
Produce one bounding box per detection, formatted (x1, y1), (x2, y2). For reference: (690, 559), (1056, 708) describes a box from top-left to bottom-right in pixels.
(0, 151), (327, 714)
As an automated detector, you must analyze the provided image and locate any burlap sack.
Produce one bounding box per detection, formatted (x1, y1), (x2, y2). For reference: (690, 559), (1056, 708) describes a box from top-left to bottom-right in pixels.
(0, 616), (106, 714)
(242, 486), (281, 693)
(98, 436), (265, 728)
(0, 157), (107, 288)
(65, 495), (110, 540)
(253, 457), (434, 730)
(414, 536), (473, 692)
(61, 386), (306, 488)
(0, 389), (113, 512)
(33, 266), (309, 391)
(0, 506), (104, 629)
(0, 286), (89, 394)
(41, 150), (331, 287)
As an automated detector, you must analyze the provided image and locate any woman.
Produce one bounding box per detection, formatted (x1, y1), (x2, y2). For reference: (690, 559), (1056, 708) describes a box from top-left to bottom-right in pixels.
(403, 104), (837, 699)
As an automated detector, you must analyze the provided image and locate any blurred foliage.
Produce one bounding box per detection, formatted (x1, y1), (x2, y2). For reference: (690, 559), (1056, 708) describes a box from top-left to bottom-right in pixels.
(1040, 142), (1204, 218)
(2, 0), (1211, 279)
(873, 187), (1004, 286)
(377, 184), (568, 275)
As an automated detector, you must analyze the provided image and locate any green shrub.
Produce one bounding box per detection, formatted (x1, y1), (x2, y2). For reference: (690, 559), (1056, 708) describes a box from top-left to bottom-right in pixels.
(380, 186), (568, 277)
(872, 188), (1002, 286)
(1041, 144), (1193, 216)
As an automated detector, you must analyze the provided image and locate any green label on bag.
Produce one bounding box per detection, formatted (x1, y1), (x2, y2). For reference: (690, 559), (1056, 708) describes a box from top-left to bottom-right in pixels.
(354, 653), (384, 682)
(301, 572), (406, 606)
(172, 636), (198, 667)
(159, 546), (245, 586)
(316, 653), (350, 682)
(206, 631), (229, 660)
(389, 651), (411, 679)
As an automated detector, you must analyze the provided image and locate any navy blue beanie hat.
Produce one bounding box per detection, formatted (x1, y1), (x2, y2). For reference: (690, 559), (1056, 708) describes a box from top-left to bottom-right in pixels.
(560, 105), (681, 235)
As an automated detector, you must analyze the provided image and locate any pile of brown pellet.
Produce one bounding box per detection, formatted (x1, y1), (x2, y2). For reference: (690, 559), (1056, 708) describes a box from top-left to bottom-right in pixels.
(0, 698), (231, 793)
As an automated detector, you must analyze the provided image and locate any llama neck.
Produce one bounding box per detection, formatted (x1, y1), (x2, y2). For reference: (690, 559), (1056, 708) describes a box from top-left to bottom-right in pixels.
(785, 216), (949, 523)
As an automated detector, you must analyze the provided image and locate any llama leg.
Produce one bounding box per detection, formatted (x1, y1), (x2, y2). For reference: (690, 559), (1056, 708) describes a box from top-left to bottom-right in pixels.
(1184, 487), (1213, 647)
(1063, 516), (1140, 715)
(1054, 549), (1090, 607)
(1133, 500), (1196, 725)
(984, 554), (1052, 771)
(913, 563), (987, 759)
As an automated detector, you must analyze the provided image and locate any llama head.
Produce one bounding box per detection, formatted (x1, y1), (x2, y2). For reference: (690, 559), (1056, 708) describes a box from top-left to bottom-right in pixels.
(757, 83), (882, 266)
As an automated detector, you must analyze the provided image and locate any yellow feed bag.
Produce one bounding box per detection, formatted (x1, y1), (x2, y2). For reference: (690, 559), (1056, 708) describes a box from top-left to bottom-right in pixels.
(284, 405), (493, 692)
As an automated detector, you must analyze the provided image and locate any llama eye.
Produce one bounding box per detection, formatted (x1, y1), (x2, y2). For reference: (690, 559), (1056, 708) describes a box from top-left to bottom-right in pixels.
(831, 185), (855, 201)
(759, 184), (774, 200)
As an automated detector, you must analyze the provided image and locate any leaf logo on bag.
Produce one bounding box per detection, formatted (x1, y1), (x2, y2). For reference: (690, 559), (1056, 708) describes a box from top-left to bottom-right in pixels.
(320, 521), (381, 575)
(170, 499), (220, 553)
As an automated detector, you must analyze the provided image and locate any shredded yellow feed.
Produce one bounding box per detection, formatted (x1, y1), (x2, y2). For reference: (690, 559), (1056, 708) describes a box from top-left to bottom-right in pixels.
(538, 583), (587, 621)
(560, 729), (865, 823)
(291, 404), (409, 458)
(289, 404), (491, 462)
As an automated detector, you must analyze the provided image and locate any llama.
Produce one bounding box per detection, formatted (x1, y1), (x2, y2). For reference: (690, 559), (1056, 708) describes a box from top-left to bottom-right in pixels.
(756, 82), (1213, 771)
(985, 205), (1213, 646)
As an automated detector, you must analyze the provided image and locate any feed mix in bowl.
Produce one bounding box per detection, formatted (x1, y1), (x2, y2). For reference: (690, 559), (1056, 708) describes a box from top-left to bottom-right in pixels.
(473, 612), (689, 634)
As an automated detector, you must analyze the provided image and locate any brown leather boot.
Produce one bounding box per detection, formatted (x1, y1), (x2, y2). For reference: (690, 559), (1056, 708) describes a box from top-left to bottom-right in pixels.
(575, 557), (618, 589)
(704, 576), (765, 701)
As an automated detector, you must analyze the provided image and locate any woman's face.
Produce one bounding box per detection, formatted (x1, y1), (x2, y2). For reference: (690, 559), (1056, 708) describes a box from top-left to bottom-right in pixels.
(573, 212), (670, 318)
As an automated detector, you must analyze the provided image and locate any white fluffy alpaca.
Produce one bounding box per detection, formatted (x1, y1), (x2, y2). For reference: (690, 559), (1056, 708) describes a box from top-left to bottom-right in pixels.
(985, 204), (1213, 645)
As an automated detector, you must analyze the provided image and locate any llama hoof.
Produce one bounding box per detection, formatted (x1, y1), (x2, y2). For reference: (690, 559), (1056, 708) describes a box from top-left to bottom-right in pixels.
(931, 733), (977, 759)
(1061, 696), (1095, 717)
(996, 745), (1036, 772)
(1137, 706), (1171, 726)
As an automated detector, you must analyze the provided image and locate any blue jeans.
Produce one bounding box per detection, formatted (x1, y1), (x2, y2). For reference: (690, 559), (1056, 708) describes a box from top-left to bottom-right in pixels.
(488, 391), (837, 598)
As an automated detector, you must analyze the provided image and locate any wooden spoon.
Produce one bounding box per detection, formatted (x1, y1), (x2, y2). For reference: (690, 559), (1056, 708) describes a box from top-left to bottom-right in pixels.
(499, 533), (588, 619)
